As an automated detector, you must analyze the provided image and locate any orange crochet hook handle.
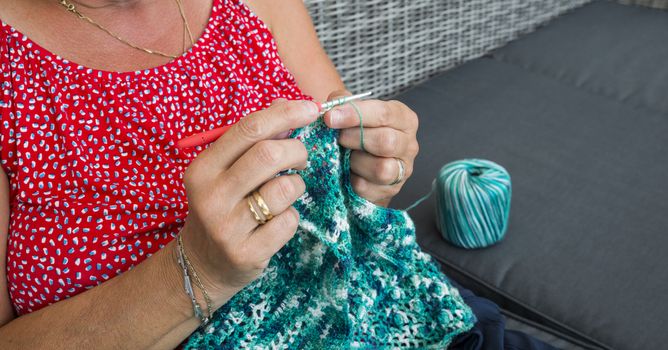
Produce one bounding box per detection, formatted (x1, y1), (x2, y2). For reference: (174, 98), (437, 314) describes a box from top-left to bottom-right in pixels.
(176, 124), (234, 149)
(176, 91), (372, 150)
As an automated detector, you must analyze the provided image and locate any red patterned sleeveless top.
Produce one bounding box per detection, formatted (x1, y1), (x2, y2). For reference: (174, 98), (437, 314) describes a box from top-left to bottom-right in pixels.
(0, 0), (314, 315)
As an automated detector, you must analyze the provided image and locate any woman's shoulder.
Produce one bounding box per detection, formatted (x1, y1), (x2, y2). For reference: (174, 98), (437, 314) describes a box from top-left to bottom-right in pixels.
(0, 4), (21, 64)
(0, 8), (8, 47)
(240, 0), (307, 37)
(0, 0), (17, 39)
(236, 0), (274, 33)
(1, 19), (8, 86)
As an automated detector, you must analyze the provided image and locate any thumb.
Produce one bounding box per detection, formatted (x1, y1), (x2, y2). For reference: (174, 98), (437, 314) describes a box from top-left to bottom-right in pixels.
(323, 89), (353, 128)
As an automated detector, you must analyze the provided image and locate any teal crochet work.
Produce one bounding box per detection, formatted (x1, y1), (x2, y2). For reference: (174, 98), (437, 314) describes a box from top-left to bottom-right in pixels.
(181, 117), (476, 349)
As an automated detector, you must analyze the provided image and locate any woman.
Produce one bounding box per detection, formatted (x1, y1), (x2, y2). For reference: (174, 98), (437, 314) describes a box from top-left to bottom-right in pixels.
(0, 0), (556, 348)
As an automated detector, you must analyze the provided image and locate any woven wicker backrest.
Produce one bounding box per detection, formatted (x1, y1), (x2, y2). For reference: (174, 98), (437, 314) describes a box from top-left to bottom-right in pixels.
(304, 0), (592, 98)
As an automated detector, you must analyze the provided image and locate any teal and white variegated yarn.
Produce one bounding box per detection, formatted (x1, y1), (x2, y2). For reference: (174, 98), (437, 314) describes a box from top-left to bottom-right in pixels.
(434, 159), (512, 249)
(180, 117), (475, 349)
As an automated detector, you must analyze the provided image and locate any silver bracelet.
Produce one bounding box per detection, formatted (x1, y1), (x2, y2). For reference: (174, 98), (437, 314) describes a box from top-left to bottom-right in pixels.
(175, 235), (208, 324)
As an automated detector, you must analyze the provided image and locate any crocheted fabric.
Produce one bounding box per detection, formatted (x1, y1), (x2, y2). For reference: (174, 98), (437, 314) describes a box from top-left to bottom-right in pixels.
(181, 117), (476, 349)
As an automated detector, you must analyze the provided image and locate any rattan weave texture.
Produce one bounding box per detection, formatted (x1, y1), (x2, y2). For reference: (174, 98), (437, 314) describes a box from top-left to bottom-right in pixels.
(304, 0), (592, 98)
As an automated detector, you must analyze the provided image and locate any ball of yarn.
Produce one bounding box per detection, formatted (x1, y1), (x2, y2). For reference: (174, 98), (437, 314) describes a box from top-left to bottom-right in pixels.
(434, 159), (512, 249)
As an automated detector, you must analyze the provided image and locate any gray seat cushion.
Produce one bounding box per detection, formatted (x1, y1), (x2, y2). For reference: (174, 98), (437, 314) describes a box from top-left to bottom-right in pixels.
(494, 0), (668, 114)
(389, 1), (668, 349)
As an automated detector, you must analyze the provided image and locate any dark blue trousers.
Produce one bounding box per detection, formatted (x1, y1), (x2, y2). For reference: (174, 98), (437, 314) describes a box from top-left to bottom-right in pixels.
(449, 279), (558, 350)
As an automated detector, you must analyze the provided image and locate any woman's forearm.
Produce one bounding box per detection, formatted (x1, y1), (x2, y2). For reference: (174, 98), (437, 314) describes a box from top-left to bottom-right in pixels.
(0, 238), (234, 349)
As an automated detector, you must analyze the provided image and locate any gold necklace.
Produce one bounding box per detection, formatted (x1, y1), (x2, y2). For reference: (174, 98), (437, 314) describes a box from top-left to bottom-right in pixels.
(175, 0), (195, 53)
(58, 0), (195, 59)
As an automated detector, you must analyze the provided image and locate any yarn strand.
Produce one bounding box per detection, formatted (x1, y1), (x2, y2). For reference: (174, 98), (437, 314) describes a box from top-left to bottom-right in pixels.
(342, 98), (512, 249)
(403, 183), (435, 212)
(347, 101), (365, 152)
(400, 160), (512, 249)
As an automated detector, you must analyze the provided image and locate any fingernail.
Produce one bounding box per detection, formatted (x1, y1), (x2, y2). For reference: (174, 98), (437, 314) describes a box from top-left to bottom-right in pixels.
(330, 109), (343, 128)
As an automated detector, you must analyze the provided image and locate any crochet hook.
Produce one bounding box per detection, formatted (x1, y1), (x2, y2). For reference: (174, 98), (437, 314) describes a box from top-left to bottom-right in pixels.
(318, 90), (373, 117)
(176, 91), (373, 149)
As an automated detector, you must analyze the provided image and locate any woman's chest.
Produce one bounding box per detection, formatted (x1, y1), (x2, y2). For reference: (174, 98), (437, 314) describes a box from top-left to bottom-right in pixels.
(0, 0), (215, 73)
(5, 71), (243, 206)
(1, 48), (307, 316)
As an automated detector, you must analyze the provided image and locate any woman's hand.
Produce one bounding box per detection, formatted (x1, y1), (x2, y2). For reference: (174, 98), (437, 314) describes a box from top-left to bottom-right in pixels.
(323, 90), (420, 207)
(179, 98), (319, 308)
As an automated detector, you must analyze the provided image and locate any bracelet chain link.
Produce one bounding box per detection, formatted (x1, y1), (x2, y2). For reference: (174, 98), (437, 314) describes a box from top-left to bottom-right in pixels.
(176, 233), (213, 325)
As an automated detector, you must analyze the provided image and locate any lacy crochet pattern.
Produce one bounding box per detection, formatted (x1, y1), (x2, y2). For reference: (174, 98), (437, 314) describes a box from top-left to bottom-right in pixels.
(182, 118), (475, 349)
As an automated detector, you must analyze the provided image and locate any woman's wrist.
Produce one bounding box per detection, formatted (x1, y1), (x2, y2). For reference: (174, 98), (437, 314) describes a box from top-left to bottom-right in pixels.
(170, 226), (242, 313)
(162, 238), (200, 320)
(0, 229), (223, 349)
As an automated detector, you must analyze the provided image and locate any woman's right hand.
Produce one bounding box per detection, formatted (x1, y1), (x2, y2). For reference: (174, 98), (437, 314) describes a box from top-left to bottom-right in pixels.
(178, 98), (320, 307)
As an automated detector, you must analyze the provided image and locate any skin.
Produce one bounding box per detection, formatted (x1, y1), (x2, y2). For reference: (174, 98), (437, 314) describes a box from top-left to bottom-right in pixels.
(0, 0), (419, 348)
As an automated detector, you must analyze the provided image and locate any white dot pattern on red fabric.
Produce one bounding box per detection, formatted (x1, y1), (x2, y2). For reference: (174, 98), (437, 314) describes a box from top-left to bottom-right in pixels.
(0, 0), (313, 315)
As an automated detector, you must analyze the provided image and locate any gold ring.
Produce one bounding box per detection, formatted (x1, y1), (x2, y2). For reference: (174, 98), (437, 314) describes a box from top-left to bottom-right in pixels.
(247, 195), (267, 225)
(252, 190), (274, 221)
(388, 158), (405, 186)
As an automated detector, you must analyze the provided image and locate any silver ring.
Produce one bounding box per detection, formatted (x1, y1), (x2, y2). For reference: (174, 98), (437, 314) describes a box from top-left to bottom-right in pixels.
(388, 158), (405, 186)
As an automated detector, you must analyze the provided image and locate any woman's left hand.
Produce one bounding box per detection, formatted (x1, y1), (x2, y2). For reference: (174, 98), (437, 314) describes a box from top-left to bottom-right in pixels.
(322, 90), (420, 207)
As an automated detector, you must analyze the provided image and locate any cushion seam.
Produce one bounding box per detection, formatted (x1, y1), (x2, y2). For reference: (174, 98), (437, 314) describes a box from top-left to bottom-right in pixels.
(502, 309), (606, 350)
(490, 53), (667, 116)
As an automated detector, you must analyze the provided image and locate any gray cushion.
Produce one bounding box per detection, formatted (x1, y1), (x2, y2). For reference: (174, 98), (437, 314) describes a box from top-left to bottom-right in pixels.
(389, 3), (668, 347)
(494, 0), (668, 114)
